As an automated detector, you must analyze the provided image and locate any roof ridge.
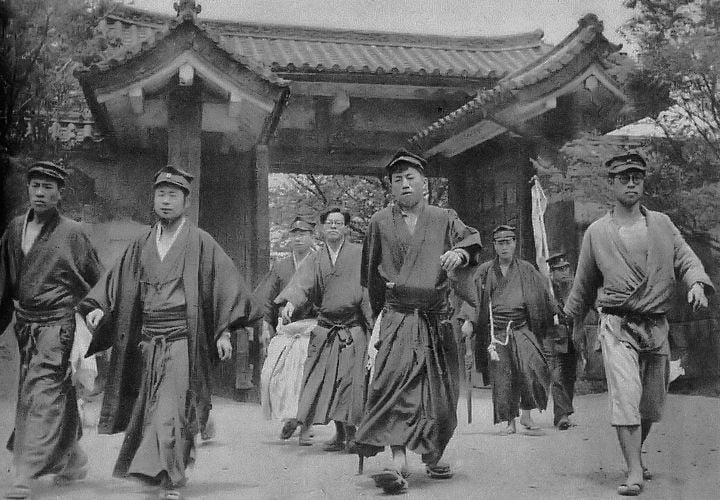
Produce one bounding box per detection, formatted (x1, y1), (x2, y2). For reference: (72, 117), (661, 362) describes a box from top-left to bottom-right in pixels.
(106, 4), (546, 50)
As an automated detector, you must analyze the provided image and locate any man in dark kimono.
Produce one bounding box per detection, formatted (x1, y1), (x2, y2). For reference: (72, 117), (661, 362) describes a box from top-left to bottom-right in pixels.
(0, 161), (103, 500)
(255, 216), (317, 343)
(546, 252), (578, 430)
(469, 225), (554, 435)
(277, 207), (369, 451)
(79, 166), (259, 500)
(353, 150), (482, 494)
(564, 153), (712, 496)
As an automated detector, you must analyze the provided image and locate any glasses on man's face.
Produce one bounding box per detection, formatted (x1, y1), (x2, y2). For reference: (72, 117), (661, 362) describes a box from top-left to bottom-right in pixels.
(324, 220), (345, 227)
(613, 173), (645, 185)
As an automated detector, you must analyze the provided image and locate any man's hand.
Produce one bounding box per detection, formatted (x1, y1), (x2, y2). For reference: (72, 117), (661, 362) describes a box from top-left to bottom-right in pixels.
(688, 282), (708, 312)
(86, 309), (104, 330)
(461, 320), (474, 339)
(281, 302), (295, 325)
(217, 333), (233, 361)
(440, 250), (464, 272)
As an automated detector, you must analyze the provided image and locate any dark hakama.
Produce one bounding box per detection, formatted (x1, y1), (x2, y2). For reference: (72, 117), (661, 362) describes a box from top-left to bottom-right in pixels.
(484, 260), (551, 424)
(278, 243), (368, 426)
(112, 225), (193, 484)
(79, 220), (260, 488)
(0, 210), (102, 480)
(354, 204), (481, 465)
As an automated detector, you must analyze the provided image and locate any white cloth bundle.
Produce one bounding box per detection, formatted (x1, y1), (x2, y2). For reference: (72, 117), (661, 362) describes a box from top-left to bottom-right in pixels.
(366, 311), (383, 382)
(260, 318), (316, 421)
(70, 313), (97, 393)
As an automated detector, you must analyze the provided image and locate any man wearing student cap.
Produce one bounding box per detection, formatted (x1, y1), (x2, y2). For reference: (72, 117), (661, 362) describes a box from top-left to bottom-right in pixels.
(465, 224), (554, 435)
(352, 149), (482, 494)
(0, 161), (103, 499)
(545, 251), (578, 430)
(255, 215), (317, 436)
(255, 215), (317, 341)
(564, 152), (713, 496)
(79, 165), (260, 499)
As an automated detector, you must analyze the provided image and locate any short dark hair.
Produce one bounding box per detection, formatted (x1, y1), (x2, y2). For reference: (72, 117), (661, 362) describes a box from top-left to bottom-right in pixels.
(320, 206), (351, 225)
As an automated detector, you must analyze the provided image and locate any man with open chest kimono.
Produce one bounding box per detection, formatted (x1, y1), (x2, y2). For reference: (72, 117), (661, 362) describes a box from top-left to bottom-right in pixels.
(0, 161), (103, 500)
(79, 166), (259, 500)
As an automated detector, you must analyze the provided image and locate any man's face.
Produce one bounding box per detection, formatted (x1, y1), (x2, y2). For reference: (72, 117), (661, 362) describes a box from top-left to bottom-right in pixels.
(153, 184), (188, 221)
(493, 236), (516, 260)
(550, 264), (573, 284)
(289, 229), (314, 253)
(27, 175), (61, 216)
(609, 168), (645, 208)
(390, 165), (426, 209)
(322, 212), (347, 244)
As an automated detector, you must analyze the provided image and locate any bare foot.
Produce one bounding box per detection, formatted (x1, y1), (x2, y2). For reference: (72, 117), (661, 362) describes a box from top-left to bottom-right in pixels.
(500, 419), (517, 435)
(519, 411), (538, 430)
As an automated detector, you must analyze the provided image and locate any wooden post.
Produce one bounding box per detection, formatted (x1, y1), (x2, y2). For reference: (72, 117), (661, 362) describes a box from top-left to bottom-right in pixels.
(254, 144), (270, 286)
(167, 84), (202, 223)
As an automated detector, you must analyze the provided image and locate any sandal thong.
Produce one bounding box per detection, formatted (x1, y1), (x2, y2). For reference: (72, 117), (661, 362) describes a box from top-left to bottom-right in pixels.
(371, 469), (408, 494)
(3, 485), (31, 500)
(617, 483), (642, 496)
(425, 463), (453, 479)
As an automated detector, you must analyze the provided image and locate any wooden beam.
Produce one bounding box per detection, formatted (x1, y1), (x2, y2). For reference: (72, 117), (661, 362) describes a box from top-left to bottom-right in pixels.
(289, 80), (476, 100)
(253, 144), (270, 287)
(129, 87), (144, 115)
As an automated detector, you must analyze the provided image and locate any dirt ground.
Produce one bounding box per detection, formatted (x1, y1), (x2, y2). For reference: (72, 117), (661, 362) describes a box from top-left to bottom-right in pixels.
(1, 384), (719, 499)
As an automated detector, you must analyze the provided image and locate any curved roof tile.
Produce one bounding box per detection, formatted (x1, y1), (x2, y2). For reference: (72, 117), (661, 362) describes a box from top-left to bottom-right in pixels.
(86, 4), (552, 79)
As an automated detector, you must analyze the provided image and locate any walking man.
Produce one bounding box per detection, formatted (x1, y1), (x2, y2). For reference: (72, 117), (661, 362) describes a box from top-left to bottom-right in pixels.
(256, 216), (317, 432)
(469, 225), (554, 435)
(546, 252), (577, 430)
(0, 161), (103, 499)
(352, 150), (482, 494)
(564, 153), (712, 496)
(278, 207), (369, 451)
(255, 216), (317, 341)
(79, 166), (259, 499)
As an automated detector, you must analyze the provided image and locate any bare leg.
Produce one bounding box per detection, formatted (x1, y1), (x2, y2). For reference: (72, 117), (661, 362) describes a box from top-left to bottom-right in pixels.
(616, 425), (644, 487)
(519, 409), (537, 428)
(502, 418), (517, 435)
(391, 446), (408, 476)
(640, 419), (652, 475)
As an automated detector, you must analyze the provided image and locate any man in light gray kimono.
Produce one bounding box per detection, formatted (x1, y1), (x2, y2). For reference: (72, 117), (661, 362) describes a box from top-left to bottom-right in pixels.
(564, 153), (713, 497)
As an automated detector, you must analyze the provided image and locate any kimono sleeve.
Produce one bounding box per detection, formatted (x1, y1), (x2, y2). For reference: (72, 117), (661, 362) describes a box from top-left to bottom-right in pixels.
(361, 215), (385, 318)
(447, 209), (482, 264)
(72, 228), (104, 289)
(668, 217), (715, 294)
(564, 227), (602, 318)
(275, 254), (318, 311)
(253, 262), (283, 325)
(0, 231), (14, 335)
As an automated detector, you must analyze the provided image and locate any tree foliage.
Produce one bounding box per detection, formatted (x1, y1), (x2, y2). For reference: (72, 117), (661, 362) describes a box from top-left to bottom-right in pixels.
(268, 173), (448, 255)
(621, 0), (720, 175)
(0, 0), (113, 152)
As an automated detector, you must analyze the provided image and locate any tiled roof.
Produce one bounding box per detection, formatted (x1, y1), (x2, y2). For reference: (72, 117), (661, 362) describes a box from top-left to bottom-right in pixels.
(410, 14), (627, 150)
(89, 4), (552, 80)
